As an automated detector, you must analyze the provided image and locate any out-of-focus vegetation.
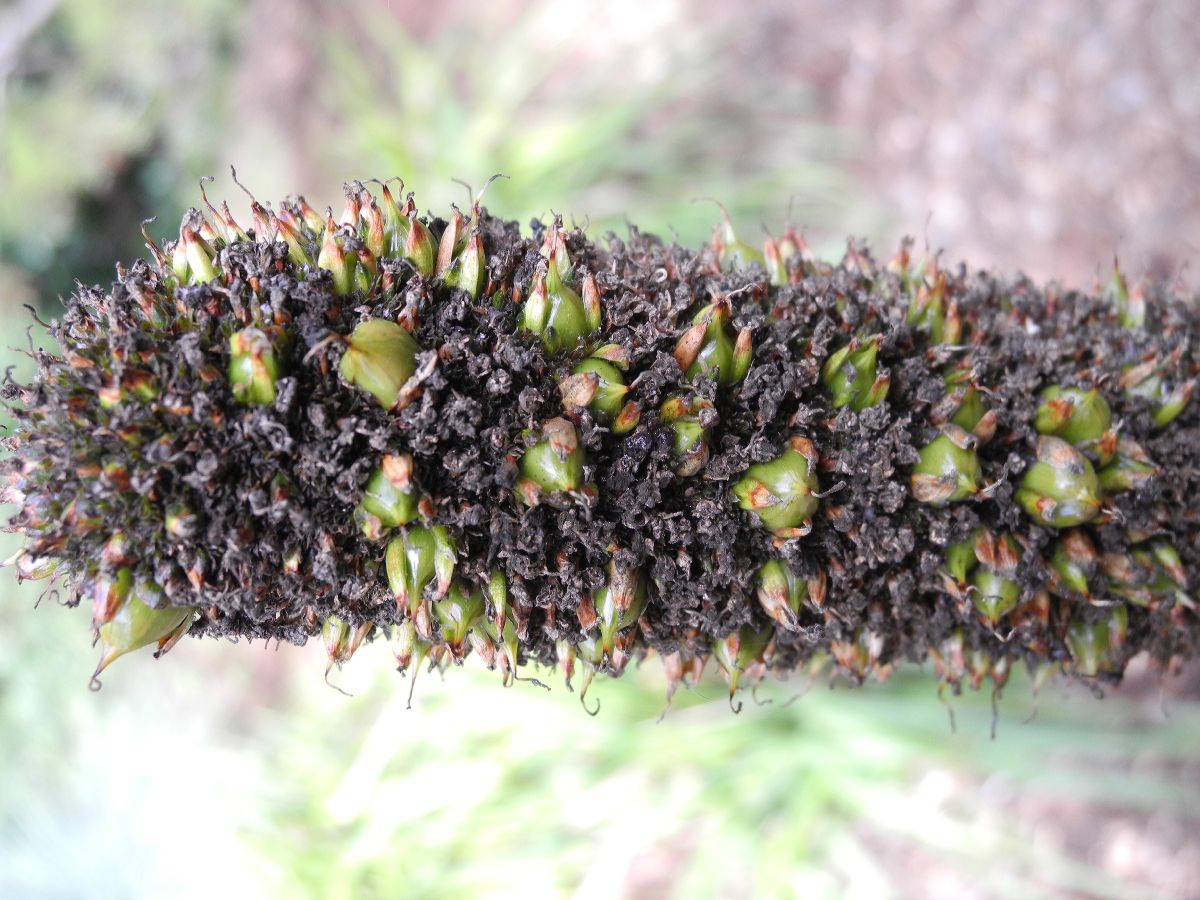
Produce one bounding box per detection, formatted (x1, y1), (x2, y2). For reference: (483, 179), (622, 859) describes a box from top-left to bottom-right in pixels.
(2, 1), (1198, 898)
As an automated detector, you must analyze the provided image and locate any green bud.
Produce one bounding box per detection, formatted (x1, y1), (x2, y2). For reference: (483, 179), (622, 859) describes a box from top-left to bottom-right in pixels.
(385, 525), (456, 620)
(517, 417), (588, 505)
(936, 367), (996, 443)
(387, 619), (433, 709)
(821, 336), (890, 411)
(1035, 386), (1116, 465)
(339, 319), (421, 410)
(905, 267), (961, 345)
(944, 536), (977, 587)
(1120, 358), (1195, 429)
(1016, 436), (1102, 528)
(521, 229), (599, 352)
(731, 436), (821, 538)
(911, 427), (983, 506)
(433, 580), (486, 662)
(485, 569), (509, 635)
(755, 560), (826, 630)
(712, 624), (772, 711)
(710, 202), (765, 270)
(229, 328), (282, 406)
(672, 298), (752, 388)
(354, 453), (423, 538)
(764, 236), (786, 286)
(93, 593), (194, 682)
(404, 212), (437, 277)
(594, 561), (648, 660)
(1098, 438), (1158, 493)
(181, 224), (218, 284)
(970, 568), (1020, 626)
(164, 504), (200, 541)
(1048, 528), (1098, 598)
(440, 230), (486, 300)
(92, 566), (134, 627)
(660, 395), (714, 477)
(1105, 260), (1145, 329)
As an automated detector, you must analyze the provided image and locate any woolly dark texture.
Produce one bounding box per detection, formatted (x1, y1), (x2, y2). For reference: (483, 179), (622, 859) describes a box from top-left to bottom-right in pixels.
(4, 204), (1199, 687)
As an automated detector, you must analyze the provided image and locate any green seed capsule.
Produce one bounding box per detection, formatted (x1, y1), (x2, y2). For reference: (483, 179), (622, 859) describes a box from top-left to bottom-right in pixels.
(660, 395), (715, 477)
(755, 560), (826, 630)
(936, 367), (996, 443)
(710, 202), (765, 271)
(181, 224), (218, 284)
(433, 580), (486, 662)
(561, 346), (638, 431)
(93, 592), (194, 681)
(403, 212), (437, 277)
(385, 525), (456, 620)
(970, 568), (1020, 626)
(905, 266), (961, 345)
(731, 436), (821, 538)
(339, 319), (421, 410)
(1098, 438), (1158, 493)
(672, 297), (752, 388)
(712, 624), (772, 710)
(1035, 386), (1115, 465)
(517, 417), (588, 505)
(229, 328), (282, 406)
(316, 212), (356, 297)
(944, 536), (978, 588)
(1048, 528), (1098, 598)
(1016, 436), (1102, 528)
(1066, 617), (1110, 678)
(354, 453), (423, 538)
(322, 615), (373, 677)
(485, 569), (509, 634)
(521, 230), (599, 352)
(387, 619), (433, 709)
(821, 336), (890, 411)
(911, 426), (983, 506)
(1105, 261), (1145, 330)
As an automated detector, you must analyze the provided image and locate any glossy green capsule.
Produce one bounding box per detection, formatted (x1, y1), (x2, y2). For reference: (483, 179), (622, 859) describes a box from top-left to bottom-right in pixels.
(521, 229), (600, 352)
(905, 266), (961, 345)
(911, 426), (983, 506)
(755, 560), (826, 630)
(354, 453), (423, 539)
(936, 367), (996, 443)
(316, 212), (356, 296)
(660, 395), (715, 477)
(821, 336), (890, 411)
(1035, 386), (1115, 465)
(710, 202), (765, 271)
(339, 319), (421, 410)
(517, 417), (588, 505)
(731, 436), (821, 538)
(1016, 436), (1102, 528)
(673, 297), (753, 388)
(712, 624), (773, 711)
(1105, 261), (1145, 330)
(1066, 617), (1111, 678)
(229, 328), (282, 406)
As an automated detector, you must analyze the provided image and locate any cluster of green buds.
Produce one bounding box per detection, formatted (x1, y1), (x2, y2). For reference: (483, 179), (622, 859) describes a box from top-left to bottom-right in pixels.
(586, 560), (648, 669)
(900, 254), (962, 346)
(754, 560), (827, 630)
(911, 425), (983, 506)
(712, 624), (772, 711)
(521, 224), (601, 352)
(338, 318), (423, 410)
(385, 525), (456, 636)
(516, 417), (592, 505)
(354, 453), (428, 539)
(943, 529), (1022, 626)
(558, 344), (640, 432)
(1035, 386), (1116, 466)
(1016, 436), (1103, 528)
(1102, 540), (1192, 609)
(660, 395), (715, 477)
(1066, 606), (1129, 678)
(228, 327), (284, 406)
(433, 580), (487, 663)
(731, 436), (821, 539)
(1119, 353), (1195, 429)
(89, 565), (195, 683)
(821, 335), (889, 411)
(673, 295), (753, 388)
(434, 177), (502, 300)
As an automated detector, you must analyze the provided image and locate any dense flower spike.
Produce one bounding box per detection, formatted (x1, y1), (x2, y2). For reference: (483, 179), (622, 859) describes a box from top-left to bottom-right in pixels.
(3, 175), (1199, 705)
